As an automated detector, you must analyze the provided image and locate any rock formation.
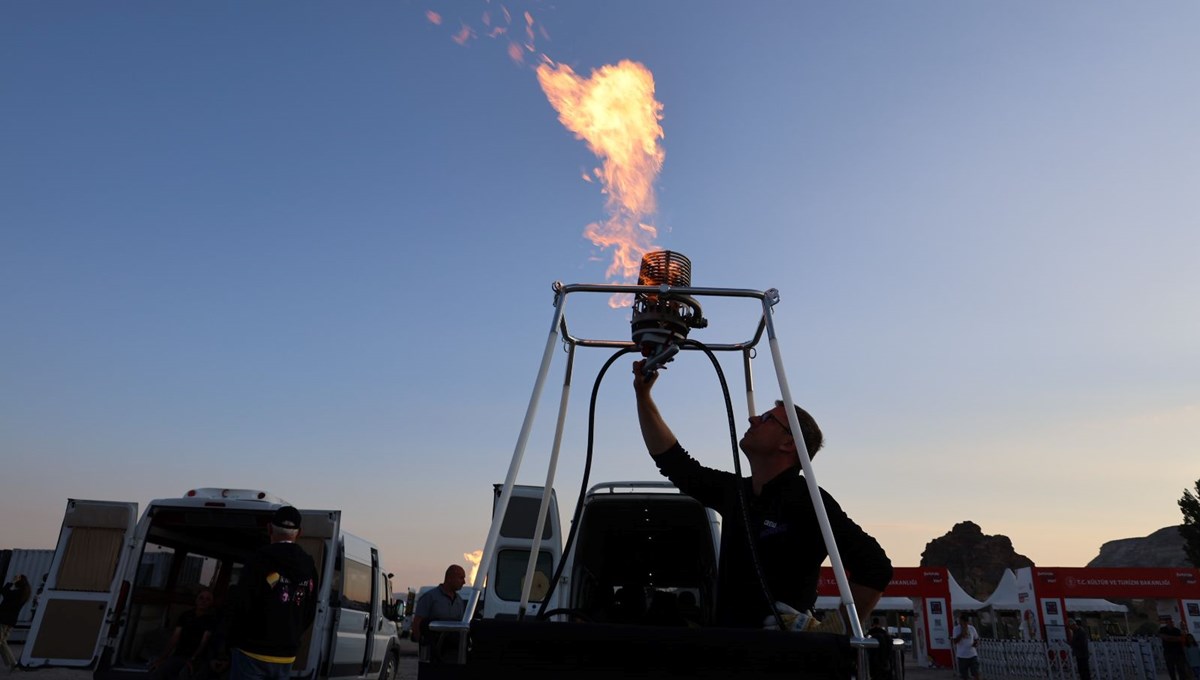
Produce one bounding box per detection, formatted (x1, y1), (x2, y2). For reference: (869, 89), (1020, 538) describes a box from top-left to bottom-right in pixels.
(920, 521), (1034, 599)
(1086, 526), (1188, 568)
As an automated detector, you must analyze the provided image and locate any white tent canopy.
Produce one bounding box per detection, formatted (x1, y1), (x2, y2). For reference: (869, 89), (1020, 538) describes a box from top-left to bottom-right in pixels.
(1065, 598), (1127, 613)
(816, 595), (913, 611)
(982, 568), (1020, 608)
(948, 571), (987, 611)
(981, 569), (1127, 613)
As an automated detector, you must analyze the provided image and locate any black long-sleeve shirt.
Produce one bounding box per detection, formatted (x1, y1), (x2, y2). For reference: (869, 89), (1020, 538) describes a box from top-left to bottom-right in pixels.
(655, 442), (893, 628)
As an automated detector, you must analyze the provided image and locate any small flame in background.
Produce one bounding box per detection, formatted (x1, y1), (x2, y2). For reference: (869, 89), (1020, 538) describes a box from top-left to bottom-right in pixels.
(426, 4), (666, 305)
(464, 549), (483, 586)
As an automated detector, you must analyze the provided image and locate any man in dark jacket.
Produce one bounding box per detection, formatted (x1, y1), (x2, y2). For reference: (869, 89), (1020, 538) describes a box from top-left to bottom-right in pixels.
(227, 506), (318, 680)
(1066, 618), (1090, 680)
(1, 575), (32, 671)
(867, 617), (896, 680)
(633, 360), (893, 630)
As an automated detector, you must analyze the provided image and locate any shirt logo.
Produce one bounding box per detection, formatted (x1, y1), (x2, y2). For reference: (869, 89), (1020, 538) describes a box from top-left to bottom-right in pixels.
(759, 519), (787, 538)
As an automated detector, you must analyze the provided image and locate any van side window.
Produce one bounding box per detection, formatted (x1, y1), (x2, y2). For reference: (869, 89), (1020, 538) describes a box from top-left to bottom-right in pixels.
(177, 554), (222, 591)
(499, 496), (553, 540)
(494, 549), (554, 601)
(135, 543), (175, 589)
(341, 559), (372, 612)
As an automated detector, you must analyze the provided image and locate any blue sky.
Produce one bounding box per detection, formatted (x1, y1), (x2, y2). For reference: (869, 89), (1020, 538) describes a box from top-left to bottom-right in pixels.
(3, 1), (1197, 592)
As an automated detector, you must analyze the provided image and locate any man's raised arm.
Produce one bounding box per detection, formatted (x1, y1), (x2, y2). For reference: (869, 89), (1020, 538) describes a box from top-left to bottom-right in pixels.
(633, 359), (677, 456)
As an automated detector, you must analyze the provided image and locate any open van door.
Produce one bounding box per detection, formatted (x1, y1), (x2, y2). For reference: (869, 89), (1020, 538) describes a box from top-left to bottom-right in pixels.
(482, 485), (562, 620)
(21, 499), (139, 668)
(293, 509), (341, 678)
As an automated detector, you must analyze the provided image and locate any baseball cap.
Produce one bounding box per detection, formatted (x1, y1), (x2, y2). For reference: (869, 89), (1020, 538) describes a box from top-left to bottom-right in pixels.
(271, 505), (302, 530)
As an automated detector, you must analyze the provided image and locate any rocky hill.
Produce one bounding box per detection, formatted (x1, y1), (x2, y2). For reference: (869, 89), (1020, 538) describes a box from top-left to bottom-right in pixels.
(1086, 526), (1189, 568)
(919, 521), (1034, 600)
(919, 523), (1192, 600)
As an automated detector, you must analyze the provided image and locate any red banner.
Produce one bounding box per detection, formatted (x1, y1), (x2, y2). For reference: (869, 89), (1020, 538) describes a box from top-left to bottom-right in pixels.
(1031, 567), (1200, 598)
(819, 566), (950, 598)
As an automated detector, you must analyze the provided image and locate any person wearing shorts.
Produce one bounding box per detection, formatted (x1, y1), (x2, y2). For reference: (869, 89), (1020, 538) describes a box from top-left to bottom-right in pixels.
(952, 612), (981, 680)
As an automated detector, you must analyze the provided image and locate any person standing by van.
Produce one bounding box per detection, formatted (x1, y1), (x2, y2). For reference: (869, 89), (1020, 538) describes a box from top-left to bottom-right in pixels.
(411, 565), (467, 664)
(227, 506), (318, 680)
(0, 574), (31, 671)
(632, 361), (892, 630)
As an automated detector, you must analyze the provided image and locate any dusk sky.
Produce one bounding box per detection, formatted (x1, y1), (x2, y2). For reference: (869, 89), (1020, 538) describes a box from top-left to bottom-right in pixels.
(3, 1), (1197, 593)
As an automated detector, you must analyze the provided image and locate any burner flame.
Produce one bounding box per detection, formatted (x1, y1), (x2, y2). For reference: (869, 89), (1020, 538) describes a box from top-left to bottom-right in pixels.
(537, 59), (665, 303)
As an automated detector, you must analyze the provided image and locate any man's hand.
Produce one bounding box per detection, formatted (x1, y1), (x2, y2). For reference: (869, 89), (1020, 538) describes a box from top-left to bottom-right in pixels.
(632, 359), (660, 396)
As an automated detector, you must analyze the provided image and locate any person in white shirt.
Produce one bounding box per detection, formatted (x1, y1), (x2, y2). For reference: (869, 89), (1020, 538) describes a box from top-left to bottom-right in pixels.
(952, 612), (981, 680)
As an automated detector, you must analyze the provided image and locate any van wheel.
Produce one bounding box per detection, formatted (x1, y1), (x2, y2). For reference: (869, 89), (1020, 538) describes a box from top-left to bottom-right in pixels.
(378, 652), (397, 680)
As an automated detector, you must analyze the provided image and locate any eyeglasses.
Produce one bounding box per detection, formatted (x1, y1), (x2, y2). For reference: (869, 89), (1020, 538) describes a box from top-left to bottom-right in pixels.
(758, 410), (792, 436)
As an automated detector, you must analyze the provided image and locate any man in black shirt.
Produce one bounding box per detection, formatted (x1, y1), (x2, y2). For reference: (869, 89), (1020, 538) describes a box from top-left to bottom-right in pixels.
(633, 359), (893, 630)
(227, 506), (319, 680)
(1066, 618), (1090, 680)
(150, 587), (217, 680)
(867, 617), (896, 680)
(1159, 616), (1188, 680)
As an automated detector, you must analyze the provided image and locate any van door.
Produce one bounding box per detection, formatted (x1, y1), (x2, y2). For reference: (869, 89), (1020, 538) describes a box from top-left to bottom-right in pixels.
(326, 534), (376, 679)
(294, 509), (340, 678)
(21, 499), (139, 668)
(366, 548), (391, 676)
(484, 484), (562, 619)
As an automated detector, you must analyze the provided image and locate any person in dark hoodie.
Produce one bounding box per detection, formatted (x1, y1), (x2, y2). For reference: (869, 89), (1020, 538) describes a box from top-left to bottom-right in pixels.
(1, 574), (32, 671)
(227, 506), (318, 680)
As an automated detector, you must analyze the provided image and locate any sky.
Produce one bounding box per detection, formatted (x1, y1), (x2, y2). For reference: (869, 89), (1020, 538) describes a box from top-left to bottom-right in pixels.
(3, 1), (1198, 594)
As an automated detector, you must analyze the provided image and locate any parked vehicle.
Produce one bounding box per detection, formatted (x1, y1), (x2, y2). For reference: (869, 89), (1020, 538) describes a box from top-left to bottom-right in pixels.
(523, 480), (720, 626)
(20, 488), (403, 680)
(475, 484), (562, 620)
(0, 548), (54, 644)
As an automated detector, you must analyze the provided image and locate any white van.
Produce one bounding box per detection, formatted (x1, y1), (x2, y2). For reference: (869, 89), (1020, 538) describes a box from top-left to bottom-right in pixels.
(473, 481), (719, 624)
(560, 481), (720, 624)
(477, 484), (563, 620)
(20, 489), (403, 680)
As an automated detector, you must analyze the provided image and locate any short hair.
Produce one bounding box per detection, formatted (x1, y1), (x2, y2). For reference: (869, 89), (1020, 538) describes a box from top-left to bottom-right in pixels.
(959, 613), (971, 621)
(446, 564), (466, 578)
(777, 400), (824, 459)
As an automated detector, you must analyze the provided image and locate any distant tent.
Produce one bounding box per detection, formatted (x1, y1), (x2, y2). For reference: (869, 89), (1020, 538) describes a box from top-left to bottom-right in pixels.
(982, 568), (1021, 609)
(816, 595), (914, 611)
(947, 571), (986, 611)
(1065, 598), (1126, 613)
(981, 568), (1126, 613)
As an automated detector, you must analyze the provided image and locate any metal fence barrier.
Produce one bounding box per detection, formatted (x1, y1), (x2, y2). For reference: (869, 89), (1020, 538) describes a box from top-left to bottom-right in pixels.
(976, 638), (1160, 680)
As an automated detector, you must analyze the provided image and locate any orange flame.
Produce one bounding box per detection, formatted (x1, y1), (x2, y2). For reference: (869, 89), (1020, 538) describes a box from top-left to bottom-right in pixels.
(452, 24), (474, 45)
(536, 60), (665, 298)
(464, 549), (483, 586)
(507, 42), (524, 64)
(427, 3), (546, 62)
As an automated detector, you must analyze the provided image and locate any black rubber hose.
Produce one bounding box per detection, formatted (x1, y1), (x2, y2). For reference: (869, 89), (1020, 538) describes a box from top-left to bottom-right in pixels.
(536, 346), (637, 619)
(681, 338), (786, 632)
